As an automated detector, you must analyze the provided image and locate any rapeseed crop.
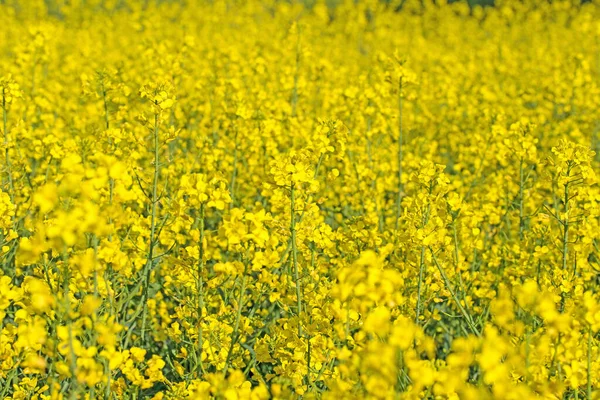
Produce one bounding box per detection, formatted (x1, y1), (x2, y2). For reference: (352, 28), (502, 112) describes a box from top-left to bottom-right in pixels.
(1, 0), (600, 398)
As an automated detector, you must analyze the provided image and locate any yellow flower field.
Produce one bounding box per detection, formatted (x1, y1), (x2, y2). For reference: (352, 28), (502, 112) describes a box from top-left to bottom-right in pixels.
(1, 0), (600, 398)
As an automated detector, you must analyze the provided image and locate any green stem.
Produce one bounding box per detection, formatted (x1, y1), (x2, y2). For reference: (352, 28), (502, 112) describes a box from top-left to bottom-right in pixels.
(518, 159), (525, 240)
(587, 326), (592, 400)
(525, 328), (530, 382)
(223, 272), (247, 377)
(2, 89), (14, 204)
(395, 78), (404, 231)
(291, 27), (301, 117)
(102, 81), (116, 243)
(291, 183), (303, 337)
(415, 246), (425, 324)
(141, 112), (160, 342)
(229, 129), (238, 207)
(415, 202), (430, 325)
(101, 81), (110, 131)
(562, 169), (570, 271)
(306, 327), (312, 389)
(63, 251), (79, 398)
(196, 203), (206, 376)
(429, 247), (480, 336)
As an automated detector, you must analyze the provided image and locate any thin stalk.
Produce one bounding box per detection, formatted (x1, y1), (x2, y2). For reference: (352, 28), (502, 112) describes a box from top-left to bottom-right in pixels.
(141, 112), (160, 342)
(102, 82), (116, 243)
(277, 153), (325, 272)
(518, 159), (525, 240)
(549, 335), (562, 378)
(101, 81), (110, 131)
(415, 198), (430, 325)
(2, 89), (14, 204)
(291, 27), (301, 117)
(415, 246), (426, 325)
(452, 220), (460, 267)
(306, 328), (312, 389)
(587, 326), (592, 400)
(229, 129), (238, 207)
(395, 78), (404, 231)
(62, 252), (79, 399)
(525, 328), (530, 382)
(223, 272), (248, 377)
(196, 203), (206, 376)
(290, 183), (303, 337)
(396, 349), (407, 393)
(536, 237), (545, 285)
(451, 219), (470, 307)
(0, 365), (19, 399)
(562, 166), (571, 271)
(103, 358), (111, 400)
(305, 246), (317, 389)
(429, 247), (480, 336)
